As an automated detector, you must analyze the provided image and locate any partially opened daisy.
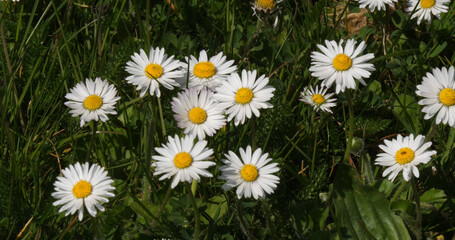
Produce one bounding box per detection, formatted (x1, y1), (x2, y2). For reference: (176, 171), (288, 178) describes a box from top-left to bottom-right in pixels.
(300, 85), (337, 113)
(180, 50), (237, 90)
(125, 47), (184, 97)
(309, 39), (375, 94)
(357, 0), (397, 11)
(416, 66), (455, 127)
(152, 134), (215, 188)
(171, 87), (226, 140)
(375, 134), (436, 182)
(65, 78), (121, 127)
(219, 146), (280, 199)
(214, 70), (275, 126)
(52, 162), (115, 221)
(406, 0), (450, 24)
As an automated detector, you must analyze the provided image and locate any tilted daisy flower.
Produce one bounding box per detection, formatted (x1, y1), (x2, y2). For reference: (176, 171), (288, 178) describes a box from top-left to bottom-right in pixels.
(171, 87), (226, 140)
(406, 0), (450, 24)
(219, 146), (280, 199)
(180, 50), (237, 90)
(152, 134), (215, 188)
(300, 85), (337, 113)
(375, 134), (436, 182)
(214, 70), (275, 126)
(52, 162), (115, 221)
(309, 39), (375, 94)
(125, 47), (184, 97)
(357, 0), (397, 11)
(416, 66), (455, 127)
(65, 78), (121, 127)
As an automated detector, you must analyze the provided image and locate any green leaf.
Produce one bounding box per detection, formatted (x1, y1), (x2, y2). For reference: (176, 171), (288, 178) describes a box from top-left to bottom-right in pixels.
(202, 195), (228, 224)
(393, 94), (421, 134)
(330, 164), (411, 240)
(429, 42), (447, 58)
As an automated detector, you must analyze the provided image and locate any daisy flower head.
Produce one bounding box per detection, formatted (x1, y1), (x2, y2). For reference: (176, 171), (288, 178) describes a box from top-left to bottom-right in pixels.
(406, 0), (450, 24)
(125, 47), (184, 97)
(219, 146), (280, 199)
(181, 50), (237, 90)
(416, 66), (455, 127)
(64, 78), (121, 127)
(214, 70), (275, 126)
(171, 87), (226, 140)
(357, 0), (397, 11)
(152, 134), (215, 188)
(309, 39), (375, 94)
(51, 162), (115, 221)
(300, 85), (337, 113)
(375, 134), (436, 182)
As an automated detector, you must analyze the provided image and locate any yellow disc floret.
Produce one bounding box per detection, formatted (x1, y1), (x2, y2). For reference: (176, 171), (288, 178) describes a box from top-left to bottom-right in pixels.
(395, 147), (415, 165)
(312, 94), (326, 105)
(241, 164), (259, 182)
(332, 54), (352, 71)
(72, 180), (92, 198)
(83, 95), (103, 111)
(420, 0), (435, 8)
(193, 62), (216, 78)
(439, 88), (455, 106)
(188, 107), (207, 124)
(235, 88), (254, 104)
(174, 152), (192, 169)
(145, 63), (164, 79)
(256, 0), (275, 10)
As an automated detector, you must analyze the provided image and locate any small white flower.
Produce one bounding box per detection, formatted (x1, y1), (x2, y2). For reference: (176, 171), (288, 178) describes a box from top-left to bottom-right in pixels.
(64, 78), (120, 127)
(219, 146), (280, 199)
(52, 162), (115, 221)
(125, 47), (184, 97)
(300, 85), (337, 113)
(180, 50), (237, 90)
(309, 39), (375, 94)
(171, 87), (226, 140)
(152, 134), (215, 188)
(356, 0), (397, 11)
(375, 134), (436, 182)
(406, 0), (450, 24)
(416, 66), (455, 127)
(214, 70), (275, 126)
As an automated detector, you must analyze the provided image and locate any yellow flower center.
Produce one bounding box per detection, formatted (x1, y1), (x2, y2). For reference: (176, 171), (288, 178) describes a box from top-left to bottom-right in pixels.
(83, 95), (103, 111)
(72, 180), (92, 198)
(420, 0), (435, 8)
(256, 0), (275, 10)
(145, 63), (163, 79)
(235, 88), (254, 104)
(193, 62), (216, 78)
(174, 152), (192, 169)
(332, 54), (352, 71)
(395, 147), (415, 165)
(188, 107), (207, 124)
(312, 94), (326, 105)
(439, 88), (455, 106)
(240, 164), (259, 182)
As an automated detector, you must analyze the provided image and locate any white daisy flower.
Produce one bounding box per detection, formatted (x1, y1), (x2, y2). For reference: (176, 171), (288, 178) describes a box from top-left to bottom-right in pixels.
(357, 0), (397, 11)
(406, 0), (450, 24)
(152, 134), (215, 188)
(64, 78), (121, 127)
(125, 47), (184, 97)
(180, 50), (237, 90)
(375, 134), (436, 182)
(219, 146), (280, 199)
(214, 70), (275, 126)
(300, 85), (337, 113)
(309, 39), (375, 94)
(171, 87), (226, 140)
(416, 66), (455, 127)
(51, 162), (115, 221)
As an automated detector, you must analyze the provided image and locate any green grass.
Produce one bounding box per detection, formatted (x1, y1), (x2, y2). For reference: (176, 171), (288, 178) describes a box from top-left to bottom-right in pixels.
(1, 0), (455, 239)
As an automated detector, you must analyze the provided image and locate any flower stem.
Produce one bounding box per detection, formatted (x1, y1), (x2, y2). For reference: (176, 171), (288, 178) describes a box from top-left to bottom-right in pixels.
(250, 117), (257, 150)
(343, 90), (355, 163)
(411, 178), (422, 240)
(186, 182), (200, 240)
(390, 180), (407, 204)
(261, 199), (278, 240)
(151, 183), (173, 228)
(58, 215), (78, 240)
(157, 96), (166, 137)
(236, 199), (255, 240)
(84, 121), (97, 163)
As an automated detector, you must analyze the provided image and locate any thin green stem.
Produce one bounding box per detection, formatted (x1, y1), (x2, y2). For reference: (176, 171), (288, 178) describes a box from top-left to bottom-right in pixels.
(236, 199), (255, 240)
(390, 180), (407, 204)
(311, 125), (318, 177)
(250, 117), (257, 150)
(84, 121), (97, 163)
(151, 183), (173, 228)
(344, 90), (355, 163)
(411, 178), (422, 240)
(157, 96), (166, 137)
(186, 182), (200, 240)
(261, 199), (278, 240)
